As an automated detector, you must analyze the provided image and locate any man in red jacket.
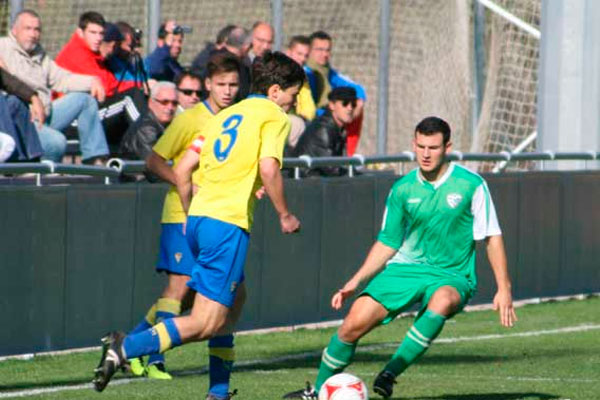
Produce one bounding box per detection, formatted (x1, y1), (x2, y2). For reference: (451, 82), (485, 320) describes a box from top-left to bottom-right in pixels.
(56, 11), (146, 148)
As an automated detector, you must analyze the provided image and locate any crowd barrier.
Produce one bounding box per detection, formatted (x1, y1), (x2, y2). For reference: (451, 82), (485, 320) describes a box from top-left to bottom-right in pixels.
(1, 167), (599, 356)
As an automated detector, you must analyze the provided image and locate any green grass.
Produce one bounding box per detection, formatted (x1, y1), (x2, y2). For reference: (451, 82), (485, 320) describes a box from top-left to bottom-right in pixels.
(1, 297), (599, 399)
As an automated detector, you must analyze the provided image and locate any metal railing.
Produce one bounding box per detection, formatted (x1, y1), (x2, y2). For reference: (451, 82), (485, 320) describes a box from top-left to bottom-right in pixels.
(1, 151), (599, 185)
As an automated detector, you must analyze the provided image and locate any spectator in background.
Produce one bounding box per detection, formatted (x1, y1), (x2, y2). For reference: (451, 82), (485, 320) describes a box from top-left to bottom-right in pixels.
(109, 21), (153, 93)
(293, 87), (357, 176)
(0, 9), (109, 164)
(191, 24), (236, 73)
(248, 21), (274, 63)
(284, 35), (316, 151)
(174, 68), (202, 113)
(305, 30), (366, 156)
(146, 20), (184, 82)
(193, 25), (251, 101)
(119, 81), (177, 161)
(55, 13), (146, 147)
(0, 64), (46, 161)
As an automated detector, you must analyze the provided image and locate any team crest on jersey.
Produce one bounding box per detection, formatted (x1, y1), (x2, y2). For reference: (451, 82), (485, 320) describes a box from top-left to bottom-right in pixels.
(174, 252), (183, 263)
(446, 193), (463, 208)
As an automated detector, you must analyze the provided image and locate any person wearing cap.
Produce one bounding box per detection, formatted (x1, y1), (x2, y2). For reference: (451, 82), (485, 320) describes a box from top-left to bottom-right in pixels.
(292, 86), (358, 176)
(56, 12), (147, 148)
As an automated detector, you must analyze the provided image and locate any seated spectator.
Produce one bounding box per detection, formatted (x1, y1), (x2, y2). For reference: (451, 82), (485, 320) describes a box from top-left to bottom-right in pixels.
(284, 35), (317, 149)
(0, 65), (45, 161)
(293, 87), (357, 176)
(192, 25), (251, 100)
(0, 9), (109, 164)
(191, 24), (236, 73)
(119, 81), (177, 161)
(55, 13), (146, 147)
(305, 30), (367, 155)
(248, 21), (274, 63)
(146, 20), (184, 82)
(109, 21), (152, 93)
(174, 69), (202, 113)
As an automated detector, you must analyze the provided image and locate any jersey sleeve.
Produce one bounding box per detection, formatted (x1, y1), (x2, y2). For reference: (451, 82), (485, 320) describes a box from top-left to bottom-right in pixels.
(471, 182), (502, 240)
(153, 113), (194, 160)
(377, 185), (405, 249)
(259, 112), (291, 167)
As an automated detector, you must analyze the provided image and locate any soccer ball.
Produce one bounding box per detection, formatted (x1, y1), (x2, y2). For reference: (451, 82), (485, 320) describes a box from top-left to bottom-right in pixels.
(318, 373), (368, 400)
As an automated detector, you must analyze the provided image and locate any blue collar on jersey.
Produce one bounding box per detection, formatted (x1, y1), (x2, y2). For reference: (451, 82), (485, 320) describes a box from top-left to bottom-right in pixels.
(203, 100), (216, 115)
(247, 94), (268, 100)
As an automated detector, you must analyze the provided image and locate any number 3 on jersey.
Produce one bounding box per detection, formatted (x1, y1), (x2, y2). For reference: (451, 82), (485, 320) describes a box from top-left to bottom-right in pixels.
(214, 114), (243, 161)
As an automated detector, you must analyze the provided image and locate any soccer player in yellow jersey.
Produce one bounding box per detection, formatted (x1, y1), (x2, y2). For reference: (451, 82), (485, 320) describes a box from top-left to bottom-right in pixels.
(124, 54), (241, 397)
(94, 52), (305, 398)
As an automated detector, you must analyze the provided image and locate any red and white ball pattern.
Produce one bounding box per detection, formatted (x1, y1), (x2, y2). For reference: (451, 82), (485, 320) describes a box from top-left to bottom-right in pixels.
(318, 373), (368, 400)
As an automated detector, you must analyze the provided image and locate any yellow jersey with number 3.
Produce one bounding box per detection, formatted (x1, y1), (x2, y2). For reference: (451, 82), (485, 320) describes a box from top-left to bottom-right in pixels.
(188, 95), (290, 231)
(153, 101), (216, 223)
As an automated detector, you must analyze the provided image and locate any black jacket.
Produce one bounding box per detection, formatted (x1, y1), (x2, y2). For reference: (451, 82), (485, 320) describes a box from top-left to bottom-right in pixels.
(293, 111), (346, 176)
(119, 110), (164, 161)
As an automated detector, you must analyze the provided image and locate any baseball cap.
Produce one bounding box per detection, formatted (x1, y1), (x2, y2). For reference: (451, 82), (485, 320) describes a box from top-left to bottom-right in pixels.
(103, 23), (124, 43)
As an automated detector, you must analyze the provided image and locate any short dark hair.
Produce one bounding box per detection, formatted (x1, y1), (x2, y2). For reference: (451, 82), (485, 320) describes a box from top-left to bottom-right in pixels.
(174, 68), (203, 87)
(309, 30), (332, 44)
(79, 11), (105, 30)
(251, 51), (305, 95)
(216, 24), (237, 45)
(414, 116), (451, 145)
(205, 53), (241, 79)
(115, 21), (134, 39)
(225, 27), (249, 49)
(288, 35), (310, 49)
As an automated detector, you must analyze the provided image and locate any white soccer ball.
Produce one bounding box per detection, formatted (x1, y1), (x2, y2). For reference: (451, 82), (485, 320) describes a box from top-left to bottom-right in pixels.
(318, 373), (368, 400)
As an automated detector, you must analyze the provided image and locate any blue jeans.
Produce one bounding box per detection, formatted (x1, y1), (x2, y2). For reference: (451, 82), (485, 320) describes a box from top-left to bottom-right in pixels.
(38, 92), (109, 162)
(0, 94), (43, 161)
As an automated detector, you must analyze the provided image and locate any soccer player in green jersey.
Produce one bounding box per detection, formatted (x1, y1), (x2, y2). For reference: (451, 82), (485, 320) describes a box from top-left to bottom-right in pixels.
(284, 116), (517, 399)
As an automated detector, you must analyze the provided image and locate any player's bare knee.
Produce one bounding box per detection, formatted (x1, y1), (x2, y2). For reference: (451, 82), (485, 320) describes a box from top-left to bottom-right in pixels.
(337, 321), (363, 343)
(428, 289), (461, 316)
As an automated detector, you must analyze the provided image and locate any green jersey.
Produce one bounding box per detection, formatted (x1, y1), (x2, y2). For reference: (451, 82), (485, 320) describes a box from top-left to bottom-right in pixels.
(378, 163), (501, 288)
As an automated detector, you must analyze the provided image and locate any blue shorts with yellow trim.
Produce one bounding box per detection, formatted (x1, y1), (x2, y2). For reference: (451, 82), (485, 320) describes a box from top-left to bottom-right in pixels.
(185, 216), (248, 308)
(157, 223), (195, 276)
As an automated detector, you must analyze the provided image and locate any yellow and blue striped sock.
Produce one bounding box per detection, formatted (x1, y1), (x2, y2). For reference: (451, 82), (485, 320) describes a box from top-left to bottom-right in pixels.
(129, 303), (157, 334)
(208, 334), (235, 398)
(148, 298), (181, 365)
(123, 318), (182, 359)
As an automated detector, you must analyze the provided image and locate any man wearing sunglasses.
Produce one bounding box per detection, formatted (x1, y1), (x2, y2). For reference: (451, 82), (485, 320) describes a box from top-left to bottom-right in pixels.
(174, 69), (203, 113)
(119, 81), (177, 162)
(293, 86), (357, 176)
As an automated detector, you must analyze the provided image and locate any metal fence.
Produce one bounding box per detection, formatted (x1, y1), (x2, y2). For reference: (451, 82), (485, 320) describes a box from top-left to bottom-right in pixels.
(2, 152), (599, 186)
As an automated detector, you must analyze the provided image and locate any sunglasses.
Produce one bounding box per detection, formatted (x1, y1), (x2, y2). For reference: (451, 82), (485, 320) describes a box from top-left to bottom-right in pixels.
(341, 99), (357, 108)
(153, 98), (179, 107)
(178, 88), (202, 97)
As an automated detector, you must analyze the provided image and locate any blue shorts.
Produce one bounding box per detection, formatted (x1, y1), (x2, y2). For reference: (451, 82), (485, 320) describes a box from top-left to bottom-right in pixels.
(157, 223), (195, 276)
(185, 216), (249, 307)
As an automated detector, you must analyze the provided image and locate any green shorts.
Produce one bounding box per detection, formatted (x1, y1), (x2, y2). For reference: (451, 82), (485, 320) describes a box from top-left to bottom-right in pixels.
(361, 263), (475, 324)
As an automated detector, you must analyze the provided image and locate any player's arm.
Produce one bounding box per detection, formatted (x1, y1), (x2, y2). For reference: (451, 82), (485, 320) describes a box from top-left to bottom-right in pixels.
(486, 234), (517, 327)
(472, 183), (517, 327)
(332, 241), (397, 310)
(145, 151), (176, 185)
(259, 157), (300, 233)
(173, 149), (198, 213)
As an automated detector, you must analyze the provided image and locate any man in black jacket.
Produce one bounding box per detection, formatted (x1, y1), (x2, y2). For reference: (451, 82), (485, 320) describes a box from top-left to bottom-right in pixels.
(119, 81), (177, 160)
(293, 86), (357, 176)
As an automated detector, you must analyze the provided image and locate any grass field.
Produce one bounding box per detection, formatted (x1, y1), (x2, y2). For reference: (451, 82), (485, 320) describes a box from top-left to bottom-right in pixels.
(1, 297), (599, 400)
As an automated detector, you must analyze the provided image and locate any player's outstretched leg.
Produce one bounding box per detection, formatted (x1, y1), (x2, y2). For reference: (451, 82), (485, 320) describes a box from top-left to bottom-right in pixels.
(93, 331), (128, 392)
(374, 309), (447, 398)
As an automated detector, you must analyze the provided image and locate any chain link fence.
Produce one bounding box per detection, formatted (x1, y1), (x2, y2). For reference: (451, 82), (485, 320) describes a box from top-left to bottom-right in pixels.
(6, 0), (541, 164)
